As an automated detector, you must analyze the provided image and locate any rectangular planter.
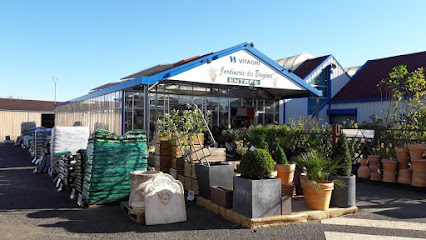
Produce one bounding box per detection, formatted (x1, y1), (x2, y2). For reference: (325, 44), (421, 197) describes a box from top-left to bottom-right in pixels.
(195, 163), (234, 199)
(211, 186), (233, 209)
(232, 176), (282, 218)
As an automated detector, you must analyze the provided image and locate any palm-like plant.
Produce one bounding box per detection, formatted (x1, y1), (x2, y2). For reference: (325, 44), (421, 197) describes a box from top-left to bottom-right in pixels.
(294, 150), (345, 188)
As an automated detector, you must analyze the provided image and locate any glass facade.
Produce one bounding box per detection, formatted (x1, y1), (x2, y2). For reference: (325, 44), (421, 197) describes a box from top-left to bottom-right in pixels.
(55, 81), (280, 139)
(55, 91), (122, 135)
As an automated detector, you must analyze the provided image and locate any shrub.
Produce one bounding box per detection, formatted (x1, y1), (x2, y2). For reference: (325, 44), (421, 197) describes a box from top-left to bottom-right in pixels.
(276, 146), (288, 165)
(239, 148), (275, 180)
(330, 133), (352, 176)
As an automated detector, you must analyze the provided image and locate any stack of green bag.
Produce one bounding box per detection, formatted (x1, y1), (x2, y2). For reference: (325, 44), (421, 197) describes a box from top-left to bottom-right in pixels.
(82, 129), (147, 205)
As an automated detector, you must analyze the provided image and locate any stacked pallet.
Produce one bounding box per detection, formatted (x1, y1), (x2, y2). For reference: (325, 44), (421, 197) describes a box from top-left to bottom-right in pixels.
(82, 129), (147, 205)
(34, 128), (51, 161)
(153, 133), (173, 173)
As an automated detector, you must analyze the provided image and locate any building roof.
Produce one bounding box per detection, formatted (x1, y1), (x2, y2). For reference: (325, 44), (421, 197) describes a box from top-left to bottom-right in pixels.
(332, 51), (426, 102)
(58, 42), (321, 107)
(275, 53), (317, 72)
(0, 98), (58, 111)
(292, 55), (329, 79)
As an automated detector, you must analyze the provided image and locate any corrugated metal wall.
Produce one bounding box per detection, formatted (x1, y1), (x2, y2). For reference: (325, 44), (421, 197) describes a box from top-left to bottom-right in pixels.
(330, 101), (391, 124)
(283, 56), (351, 124)
(0, 111), (43, 142)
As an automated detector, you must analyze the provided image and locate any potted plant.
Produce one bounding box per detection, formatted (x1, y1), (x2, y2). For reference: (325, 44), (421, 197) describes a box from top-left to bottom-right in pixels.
(329, 133), (356, 208)
(295, 150), (343, 211)
(158, 104), (234, 199)
(232, 148), (283, 218)
(275, 145), (296, 186)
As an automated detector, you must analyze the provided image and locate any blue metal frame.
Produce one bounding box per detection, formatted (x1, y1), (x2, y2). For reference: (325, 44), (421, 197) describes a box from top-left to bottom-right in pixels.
(327, 109), (357, 115)
(57, 42), (321, 108)
(330, 97), (391, 104)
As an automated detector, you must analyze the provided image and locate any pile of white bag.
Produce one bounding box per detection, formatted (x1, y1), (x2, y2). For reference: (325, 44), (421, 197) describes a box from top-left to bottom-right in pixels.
(50, 126), (90, 175)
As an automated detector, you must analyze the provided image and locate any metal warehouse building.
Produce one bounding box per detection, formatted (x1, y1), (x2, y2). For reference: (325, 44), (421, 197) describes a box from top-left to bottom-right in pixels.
(0, 98), (56, 142)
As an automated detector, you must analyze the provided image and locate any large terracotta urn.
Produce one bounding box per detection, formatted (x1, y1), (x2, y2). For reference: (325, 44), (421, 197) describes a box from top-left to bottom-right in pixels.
(301, 180), (334, 211)
(408, 144), (426, 160)
(382, 160), (397, 183)
(395, 147), (409, 169)
(411, 159), (426, 187)
(397, 169), (412, 185)
(275, 163), (296, 185)
(368, 155), (380, 166)
(357, 159), (370, 178)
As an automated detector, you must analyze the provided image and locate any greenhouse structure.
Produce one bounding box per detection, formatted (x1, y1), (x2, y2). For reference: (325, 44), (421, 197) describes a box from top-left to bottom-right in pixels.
(55, 42), (321, 142)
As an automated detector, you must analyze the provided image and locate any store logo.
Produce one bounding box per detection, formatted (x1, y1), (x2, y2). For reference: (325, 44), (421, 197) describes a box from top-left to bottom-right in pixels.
(230, 56), (237, 63)
(230, 56), (260, 65)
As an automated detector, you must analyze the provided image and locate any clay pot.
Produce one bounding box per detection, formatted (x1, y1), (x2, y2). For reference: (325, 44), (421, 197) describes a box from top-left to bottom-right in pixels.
(397, 169), (412, 185)
(357, 166), (370, 179)
(369, 164), (379, 175)
(275, 163), (296, 185)
(382, 160), (397, 183)
(281, 184), (295, 197)
(408, 144), (426, 160)
(301, 180), (334, 211)
(396, 147), (409, 169)
(411, 159), (426, 187)
(360, 159), (368, 166)
(370, 172), (382, 181)
(368, 155), (380, 166)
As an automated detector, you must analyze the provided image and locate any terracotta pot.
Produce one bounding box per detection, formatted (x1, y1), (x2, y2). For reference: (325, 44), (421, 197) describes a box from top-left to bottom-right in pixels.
(281, 184), (295, 197)
(396, 147), (409, 169)
(357, 165), (370, 178)
(369, 164), (379, 174)
(397, 169), (412, 185)
(370, 172), (382, 181)
(408, 144), (426, 160)
(411, 159), (426, 187)
(360, 159), (368, 166)
(301, 180), (334, 211)
(275, 163), (296, 185)
(368, 155), (380, 166)
(382, 160), (397, 183)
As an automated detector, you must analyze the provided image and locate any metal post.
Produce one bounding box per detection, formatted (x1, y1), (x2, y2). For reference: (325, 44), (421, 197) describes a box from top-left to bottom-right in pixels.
(144, 85), (150, 143)
(315, 97), (320, 122)
(53, 77), (58, 110)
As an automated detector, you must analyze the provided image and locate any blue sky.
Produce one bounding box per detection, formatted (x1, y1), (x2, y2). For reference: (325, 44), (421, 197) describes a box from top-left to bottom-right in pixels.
(1, 0), (424, 101)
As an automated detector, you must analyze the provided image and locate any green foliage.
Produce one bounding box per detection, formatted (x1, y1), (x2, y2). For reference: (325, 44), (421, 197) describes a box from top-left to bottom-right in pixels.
(330, 133), (352, 176)
(294, 150), (341, 183)
(235, 140), (248, 157)
(156, 104), (211, 148)
(276, 146), (288, 165)
(239, 148), (275, 180)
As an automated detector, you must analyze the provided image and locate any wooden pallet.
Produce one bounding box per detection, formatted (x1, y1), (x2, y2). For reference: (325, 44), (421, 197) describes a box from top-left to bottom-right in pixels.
(120, 201), (145, 225)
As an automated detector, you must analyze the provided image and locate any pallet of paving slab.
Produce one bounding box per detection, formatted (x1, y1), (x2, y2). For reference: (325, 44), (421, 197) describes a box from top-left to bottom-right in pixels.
(120, 201), (145, 225)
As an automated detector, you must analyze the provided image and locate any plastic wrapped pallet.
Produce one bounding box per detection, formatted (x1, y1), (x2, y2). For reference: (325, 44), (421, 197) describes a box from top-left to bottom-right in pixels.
(82, 129), (147, 205)
(33, 128), (52, 162)
(50, 126), (90, 175)
(21, 122), (36, 136)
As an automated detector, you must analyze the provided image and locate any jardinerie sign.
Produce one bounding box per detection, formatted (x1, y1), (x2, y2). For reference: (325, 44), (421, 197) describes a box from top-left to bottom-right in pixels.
(168, 49), (303, 90)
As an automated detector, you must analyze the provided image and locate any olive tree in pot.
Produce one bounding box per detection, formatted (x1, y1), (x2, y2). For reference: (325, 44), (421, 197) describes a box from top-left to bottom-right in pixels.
(329, 132), (356, 208)
(232, 148), (283, 218)
(295, 150), (343, 211)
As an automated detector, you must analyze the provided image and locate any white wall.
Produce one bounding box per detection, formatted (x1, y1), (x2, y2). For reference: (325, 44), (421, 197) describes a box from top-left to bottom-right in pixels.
(282, 56), (351, 125)
(330, 101), (391, 124)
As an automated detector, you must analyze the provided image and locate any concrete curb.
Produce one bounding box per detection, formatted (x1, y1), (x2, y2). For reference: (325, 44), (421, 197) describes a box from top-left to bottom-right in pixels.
(196, 197), (358, 229)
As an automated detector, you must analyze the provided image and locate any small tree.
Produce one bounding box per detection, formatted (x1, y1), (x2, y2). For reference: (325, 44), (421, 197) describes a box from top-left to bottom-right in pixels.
(330, 132), (352, 176)
(276, 146), (289, 165)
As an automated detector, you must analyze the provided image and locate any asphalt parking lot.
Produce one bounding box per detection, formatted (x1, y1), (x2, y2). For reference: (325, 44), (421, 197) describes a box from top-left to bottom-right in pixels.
(0, 143), (425, 240)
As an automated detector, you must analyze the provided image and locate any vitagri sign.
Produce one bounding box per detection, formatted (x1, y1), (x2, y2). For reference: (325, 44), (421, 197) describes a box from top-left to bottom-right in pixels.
(168, 50), (302, 90)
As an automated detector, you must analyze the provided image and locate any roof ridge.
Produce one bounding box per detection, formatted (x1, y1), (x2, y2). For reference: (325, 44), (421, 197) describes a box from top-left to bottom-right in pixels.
(369, 51), (426, 62)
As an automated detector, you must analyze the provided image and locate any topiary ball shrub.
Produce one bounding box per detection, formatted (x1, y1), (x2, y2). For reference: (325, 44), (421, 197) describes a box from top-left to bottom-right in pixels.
(239, 148), (275, 180)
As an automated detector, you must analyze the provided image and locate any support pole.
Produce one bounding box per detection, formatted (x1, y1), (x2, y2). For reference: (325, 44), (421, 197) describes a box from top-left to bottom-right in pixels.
(315, 97), (320, 122)
(144, 85), (150, 143)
